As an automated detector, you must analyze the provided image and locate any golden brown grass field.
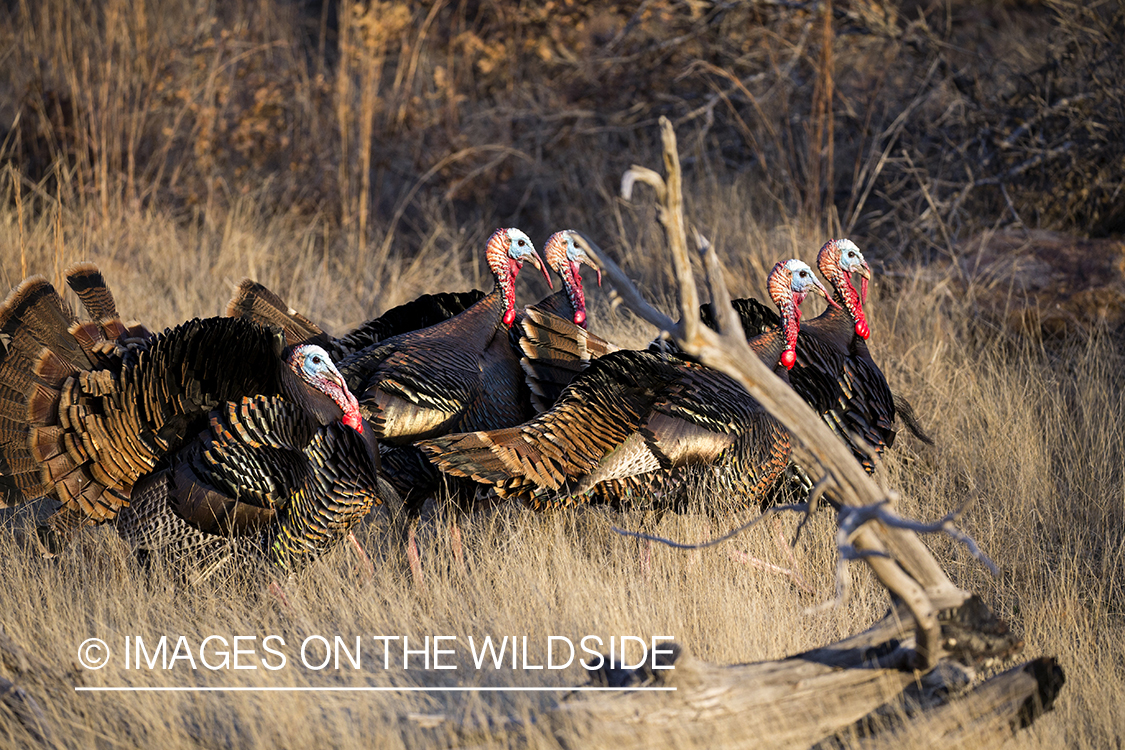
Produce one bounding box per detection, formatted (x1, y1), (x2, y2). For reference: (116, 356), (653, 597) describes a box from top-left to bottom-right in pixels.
(0, 0), (1123, 747)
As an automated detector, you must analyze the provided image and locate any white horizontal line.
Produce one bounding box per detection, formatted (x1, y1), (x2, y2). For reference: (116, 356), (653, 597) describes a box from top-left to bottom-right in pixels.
(76, 686), (677, 693)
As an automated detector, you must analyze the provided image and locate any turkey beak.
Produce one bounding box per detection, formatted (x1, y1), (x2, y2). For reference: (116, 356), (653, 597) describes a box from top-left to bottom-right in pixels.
(588, 257), (603, 287)
(326, 370), (345, 390)
(528, 251), (553, 289)
(324, 369), (352, 398)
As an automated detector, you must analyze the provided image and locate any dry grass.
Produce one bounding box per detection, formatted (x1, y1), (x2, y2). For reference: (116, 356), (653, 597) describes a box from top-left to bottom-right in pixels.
(0, 1), (1122, 747)
(0, 170), (1122, 748)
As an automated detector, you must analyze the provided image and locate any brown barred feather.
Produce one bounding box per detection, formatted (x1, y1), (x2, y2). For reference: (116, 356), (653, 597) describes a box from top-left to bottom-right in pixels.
(33, 349), (78, 388)
(29, 426), (64, 462)
(68, 320), (106, 356)
(26, 383), (60, 425)
(517, 309), (620, 412)
(519, 307), (618, 362)
(99, 319), (128, 342)
(65, 263), (119, 323)
(224, 280), (329, 351)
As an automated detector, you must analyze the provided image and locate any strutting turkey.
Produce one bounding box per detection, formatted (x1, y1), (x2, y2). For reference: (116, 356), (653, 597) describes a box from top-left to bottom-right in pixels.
(374, 229), (603, 512)
(226, 229), (601, 415)
(0, 264), (390, 572)
(220, 228), (605, 583)
(417, 259), (837, 511)
(690, 239), (932, 473)
(518, 238), (931, 476)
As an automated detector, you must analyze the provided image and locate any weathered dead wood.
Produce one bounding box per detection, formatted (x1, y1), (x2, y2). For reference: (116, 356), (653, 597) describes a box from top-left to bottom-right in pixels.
(475, 117), (1065, 746)
(402, 118), (1062, 749)
(817, 657), (1066, 750)
(407, 597), (1061, 749)
(569, 117), (973, 669)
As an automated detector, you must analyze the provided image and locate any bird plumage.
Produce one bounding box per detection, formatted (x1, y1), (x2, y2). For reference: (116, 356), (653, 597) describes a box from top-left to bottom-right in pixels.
(418, 259), (830, 511)
(0, 265), (388, 570)
(518, 240), (932, 475)
(223, 229), (602, 510)
(225, 280), (487, 361)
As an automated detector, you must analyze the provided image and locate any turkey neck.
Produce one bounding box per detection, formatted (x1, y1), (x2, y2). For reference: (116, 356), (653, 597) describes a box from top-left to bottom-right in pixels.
(453, 287), (515, 353)
(747, 326), (793, 381)
(527, 289), (577, 324)
(278, 363), (343, 427)
(803, 285), (868, 356)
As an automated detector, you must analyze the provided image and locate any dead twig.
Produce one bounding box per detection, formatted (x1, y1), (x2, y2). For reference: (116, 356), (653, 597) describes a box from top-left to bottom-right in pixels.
(569, 116), (986, 669)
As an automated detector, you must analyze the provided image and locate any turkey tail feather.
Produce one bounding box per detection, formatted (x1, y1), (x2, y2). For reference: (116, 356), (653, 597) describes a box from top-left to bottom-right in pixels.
(518, 308), (619, 411)
(65, 263), (150, 346)
(225, 279), (328, 350)
(65, 262), (118, 324)
(892, 390), (934, 445)
(0, 278), (85, 502)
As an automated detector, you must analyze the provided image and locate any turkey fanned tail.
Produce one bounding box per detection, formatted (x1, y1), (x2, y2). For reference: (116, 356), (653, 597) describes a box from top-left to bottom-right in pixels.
(0, 268), (313, 532)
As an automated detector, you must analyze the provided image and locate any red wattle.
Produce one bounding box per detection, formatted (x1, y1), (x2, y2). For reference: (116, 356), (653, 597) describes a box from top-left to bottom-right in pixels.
(573, 309), (586, 326)
(503, 308), (516, 326)
(781, 350), (797, 369)
(343, 411), (363, 433)
(855, 320), (870, 339)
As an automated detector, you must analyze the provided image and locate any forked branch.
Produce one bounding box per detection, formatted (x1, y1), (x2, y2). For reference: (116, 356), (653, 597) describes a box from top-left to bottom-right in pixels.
(568, 116), (981, 669)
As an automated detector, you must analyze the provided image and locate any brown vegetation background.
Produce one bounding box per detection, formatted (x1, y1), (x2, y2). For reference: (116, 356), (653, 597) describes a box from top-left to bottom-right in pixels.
(0, 1), (1122, 747)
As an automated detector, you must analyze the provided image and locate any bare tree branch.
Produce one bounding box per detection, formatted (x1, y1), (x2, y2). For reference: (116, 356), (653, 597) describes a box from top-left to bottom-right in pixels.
(567, 115), (987, 669)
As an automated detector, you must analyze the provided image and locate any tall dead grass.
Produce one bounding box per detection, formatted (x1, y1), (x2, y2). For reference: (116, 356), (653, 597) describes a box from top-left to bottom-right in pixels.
(7, 0), (1116, 266)
(0, 165), (1122, 747)
(0, 0), (1122, 747)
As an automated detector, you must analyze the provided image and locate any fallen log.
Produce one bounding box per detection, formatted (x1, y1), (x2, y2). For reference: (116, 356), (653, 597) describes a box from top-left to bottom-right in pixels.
(408, 597), (1062, 748)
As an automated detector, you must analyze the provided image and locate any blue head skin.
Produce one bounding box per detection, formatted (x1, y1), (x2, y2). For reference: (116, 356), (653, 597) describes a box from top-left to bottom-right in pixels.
(543, 231), (603, 327)
(817, 238), (872, 339)
(287, 344), (363, 432)
(771, 259), (838, 369)
(485, 228), (551, 325)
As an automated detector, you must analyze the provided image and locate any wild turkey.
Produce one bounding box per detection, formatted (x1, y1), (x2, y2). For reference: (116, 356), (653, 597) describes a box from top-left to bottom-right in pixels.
(0, 264), (388, 571)
(693, 239), (931, 473)
(336, 227), (550, 438)
(227, 229), (600, 406)
(520, 239), (931, 474)
(417, 259), (835, 510)
(378, 237), (603, 515)
(223, 229), (600, 513)
(117, 392), (387, 573)
(523, 230), (602, 327)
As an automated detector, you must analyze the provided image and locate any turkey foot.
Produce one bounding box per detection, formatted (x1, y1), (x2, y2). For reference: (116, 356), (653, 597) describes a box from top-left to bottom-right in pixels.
(728, 518), (814, 594)
(449, 521), (465, 573)
(638, 539), (653, 581)
(348, 531), (375, 584)
(407, 525), (426, 591)
(267, 581), (293, 614)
